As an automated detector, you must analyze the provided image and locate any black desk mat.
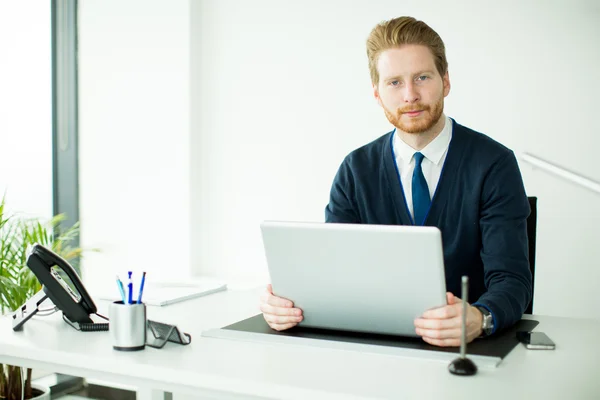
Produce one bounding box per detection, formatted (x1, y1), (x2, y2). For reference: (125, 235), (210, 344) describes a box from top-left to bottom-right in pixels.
(223, 314), (539, 359)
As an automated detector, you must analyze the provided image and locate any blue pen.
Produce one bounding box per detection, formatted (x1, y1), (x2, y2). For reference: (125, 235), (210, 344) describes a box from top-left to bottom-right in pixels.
(127, 271), (133, 304)
(137, 271), (146, 304)
(116, 276), (127, 303)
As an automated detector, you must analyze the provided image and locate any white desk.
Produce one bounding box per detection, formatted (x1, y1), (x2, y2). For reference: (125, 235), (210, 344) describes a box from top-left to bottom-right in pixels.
(1, 288), (599, 399)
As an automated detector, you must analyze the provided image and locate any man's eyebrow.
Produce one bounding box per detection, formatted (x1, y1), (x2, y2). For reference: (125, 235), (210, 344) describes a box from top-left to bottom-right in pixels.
(382, 71), (437, 81)
(414, 70), (436, 76)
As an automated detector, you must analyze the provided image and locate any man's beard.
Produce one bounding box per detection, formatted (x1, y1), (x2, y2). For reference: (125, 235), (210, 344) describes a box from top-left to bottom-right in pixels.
(383, 96), (444, 134)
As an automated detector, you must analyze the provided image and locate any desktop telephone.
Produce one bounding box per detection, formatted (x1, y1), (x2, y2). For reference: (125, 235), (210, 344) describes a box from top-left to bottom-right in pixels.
(12, 243), (108, 331)
(12, 244), (192, 347)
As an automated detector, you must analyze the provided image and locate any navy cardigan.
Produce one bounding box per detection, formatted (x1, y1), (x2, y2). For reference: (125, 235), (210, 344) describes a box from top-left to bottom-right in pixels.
(325, 119), (532, 333)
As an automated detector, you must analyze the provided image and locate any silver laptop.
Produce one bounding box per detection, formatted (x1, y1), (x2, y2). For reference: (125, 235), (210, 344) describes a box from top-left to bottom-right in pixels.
(260, 221), (447, 337)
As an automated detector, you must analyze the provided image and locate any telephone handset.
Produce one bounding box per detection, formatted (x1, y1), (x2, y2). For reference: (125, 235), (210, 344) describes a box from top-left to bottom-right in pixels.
(12, 243), (107, 331)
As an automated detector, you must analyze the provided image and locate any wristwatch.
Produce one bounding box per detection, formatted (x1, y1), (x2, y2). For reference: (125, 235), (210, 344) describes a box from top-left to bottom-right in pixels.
(475, 306), (494, 336)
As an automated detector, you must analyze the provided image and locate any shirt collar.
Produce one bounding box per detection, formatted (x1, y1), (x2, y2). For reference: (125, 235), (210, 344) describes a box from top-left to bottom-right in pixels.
(393, 115), (453, 165)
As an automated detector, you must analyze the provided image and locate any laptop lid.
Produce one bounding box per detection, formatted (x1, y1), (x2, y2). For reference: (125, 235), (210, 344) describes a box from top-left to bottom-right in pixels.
(261, 221), (447, 337)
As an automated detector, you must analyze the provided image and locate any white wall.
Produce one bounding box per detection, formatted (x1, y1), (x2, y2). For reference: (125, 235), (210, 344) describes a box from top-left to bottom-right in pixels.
(0, 2), (52, 219)
(79, 0), (600, 319)
(189, 0), (600, 318)
(508, 2), (600, 319)
(78, 0), (191, 288)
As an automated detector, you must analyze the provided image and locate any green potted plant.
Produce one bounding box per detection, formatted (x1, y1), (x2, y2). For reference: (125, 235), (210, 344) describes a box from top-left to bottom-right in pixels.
(1, 197), (84, 400)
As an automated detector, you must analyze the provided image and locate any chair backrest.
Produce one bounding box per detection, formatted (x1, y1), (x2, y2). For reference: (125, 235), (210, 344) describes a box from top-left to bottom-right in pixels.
(525, 196), (537, 314)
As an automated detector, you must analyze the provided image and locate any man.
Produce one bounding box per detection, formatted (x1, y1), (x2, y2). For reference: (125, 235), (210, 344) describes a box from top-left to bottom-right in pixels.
(260, 16), (532, 347)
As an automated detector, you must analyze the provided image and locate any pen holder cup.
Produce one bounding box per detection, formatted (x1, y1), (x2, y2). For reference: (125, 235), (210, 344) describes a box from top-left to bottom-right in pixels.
(109, 301), (146, 351)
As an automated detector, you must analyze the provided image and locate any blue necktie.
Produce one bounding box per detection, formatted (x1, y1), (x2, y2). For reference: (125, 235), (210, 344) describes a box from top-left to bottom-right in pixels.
(412, 152), (431, 225)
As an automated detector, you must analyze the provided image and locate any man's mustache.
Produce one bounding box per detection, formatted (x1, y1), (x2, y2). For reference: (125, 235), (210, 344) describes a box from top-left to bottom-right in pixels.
(396, 104), (430, 114)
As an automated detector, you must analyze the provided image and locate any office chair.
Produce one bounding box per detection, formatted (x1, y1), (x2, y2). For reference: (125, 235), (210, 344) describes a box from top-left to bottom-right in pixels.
(525, 196), (537, 315)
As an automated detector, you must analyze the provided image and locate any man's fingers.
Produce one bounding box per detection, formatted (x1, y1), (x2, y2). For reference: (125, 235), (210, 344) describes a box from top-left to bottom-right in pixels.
(447, 292), (461, 305)
(260, 284), (302, 332)
(415, 300), (484, 347)
(421, 303), (461, 319)
(260, 303), (302, 317)
(263, 311), (299, 331)
(422, 336), (461, 347)
(260, 287), (294, 308)
(421, 327), (480, 347)
(260, 284), (275, 302)
(267, 294), (294, 308)
(263, 312), (303, 326)
(414, 316), (460, 330)
(259, 291), (269, 305)
(415, 327), (461, 340)
(269, 322), (299, 331)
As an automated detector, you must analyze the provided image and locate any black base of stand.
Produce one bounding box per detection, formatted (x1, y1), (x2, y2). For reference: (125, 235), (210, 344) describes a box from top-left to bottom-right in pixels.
(448, 357), (478, 376)
(12, 290), (49, 331)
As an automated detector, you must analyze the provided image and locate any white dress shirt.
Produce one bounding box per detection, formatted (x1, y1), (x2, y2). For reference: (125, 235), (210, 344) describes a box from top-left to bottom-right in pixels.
(392, 115), (453, 220)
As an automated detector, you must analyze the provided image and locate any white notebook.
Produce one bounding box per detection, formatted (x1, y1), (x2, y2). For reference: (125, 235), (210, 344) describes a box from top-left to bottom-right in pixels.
(98, 279), (227, 306)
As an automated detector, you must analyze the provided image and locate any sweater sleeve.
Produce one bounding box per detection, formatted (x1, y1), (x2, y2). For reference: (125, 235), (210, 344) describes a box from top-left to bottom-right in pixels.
(325, 158), (360, 223)
(473, 151), (532, 332)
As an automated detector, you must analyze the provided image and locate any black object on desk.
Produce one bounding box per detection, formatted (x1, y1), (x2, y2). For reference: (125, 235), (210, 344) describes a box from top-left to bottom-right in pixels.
(146, 319), (192, 349)
(448, 276), (478, 376)
(222, 315), (539, 360)
(13, 244), (108, 332)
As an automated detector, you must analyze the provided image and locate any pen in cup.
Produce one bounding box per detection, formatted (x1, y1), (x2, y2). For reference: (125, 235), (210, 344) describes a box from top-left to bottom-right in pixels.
(137, 271), (146, 304)
(127, 271), (133, 304)
(116, 276), (126, 303)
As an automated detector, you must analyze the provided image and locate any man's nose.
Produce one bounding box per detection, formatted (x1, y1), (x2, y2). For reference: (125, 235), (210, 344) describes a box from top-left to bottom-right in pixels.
(403, 82), (419, 103)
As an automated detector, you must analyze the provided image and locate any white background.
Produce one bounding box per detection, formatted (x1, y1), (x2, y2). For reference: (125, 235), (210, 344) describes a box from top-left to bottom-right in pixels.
(0, 2), (53, 220)
(77, 0), (600, 319)
(78, 0), (191, 284)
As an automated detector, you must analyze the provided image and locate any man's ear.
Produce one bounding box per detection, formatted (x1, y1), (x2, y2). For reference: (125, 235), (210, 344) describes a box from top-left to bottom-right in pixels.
(373, 84), (383, 107)
(443, 71), (451, 97)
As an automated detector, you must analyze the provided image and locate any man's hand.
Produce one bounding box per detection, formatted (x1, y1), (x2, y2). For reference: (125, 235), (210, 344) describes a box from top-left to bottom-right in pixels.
(413, 292), (483, 347)
(259, 284), (303, 331)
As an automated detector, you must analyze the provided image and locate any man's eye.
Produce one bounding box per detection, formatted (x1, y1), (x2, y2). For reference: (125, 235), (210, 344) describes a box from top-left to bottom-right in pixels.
(390, 80), (400, 86)
(417, 75), (429, 81)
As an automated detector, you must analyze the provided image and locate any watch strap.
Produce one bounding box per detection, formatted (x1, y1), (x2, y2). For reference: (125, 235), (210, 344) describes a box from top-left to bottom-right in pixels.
(475, 305), (494, 336)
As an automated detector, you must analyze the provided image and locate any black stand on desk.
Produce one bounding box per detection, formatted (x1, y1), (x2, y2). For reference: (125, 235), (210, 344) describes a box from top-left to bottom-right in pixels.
(448, 276), (478, 376)
(12, 290), (50, 331)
